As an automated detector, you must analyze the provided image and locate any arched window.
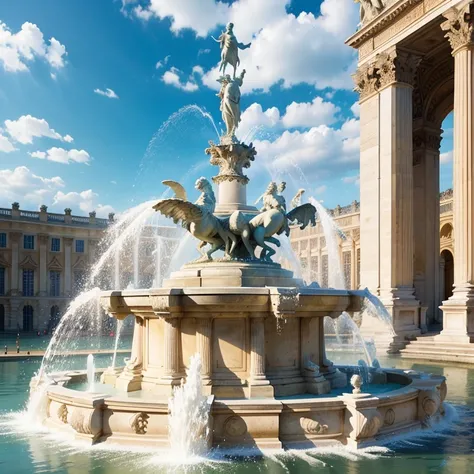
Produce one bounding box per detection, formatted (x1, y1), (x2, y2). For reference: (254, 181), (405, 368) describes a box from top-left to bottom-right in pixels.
(0, 305), (4, 332)
(23, 305), (33, 332)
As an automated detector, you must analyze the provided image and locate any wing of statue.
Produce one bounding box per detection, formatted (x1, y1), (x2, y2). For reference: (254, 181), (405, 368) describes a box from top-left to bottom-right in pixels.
(286, 203), (317, 230)
(162, 180), (187, 201)
(153, 199), (204, 225)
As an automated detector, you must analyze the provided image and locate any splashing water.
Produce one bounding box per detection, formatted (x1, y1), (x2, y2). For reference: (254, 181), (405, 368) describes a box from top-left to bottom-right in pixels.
(310, 197), (346, 289)
(168, 354), (212, 460)
(87, 354), (95, 392)
(361, 288), (397, 337)
(111, 320), (124, 369)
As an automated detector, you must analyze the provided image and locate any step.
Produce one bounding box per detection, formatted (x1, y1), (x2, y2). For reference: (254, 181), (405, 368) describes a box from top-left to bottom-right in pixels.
(402, 342), (474, 352)
(398, 349), (474, 363)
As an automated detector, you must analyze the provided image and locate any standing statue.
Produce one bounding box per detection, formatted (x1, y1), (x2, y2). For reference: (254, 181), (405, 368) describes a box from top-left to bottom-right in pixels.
(213, 22), (251, 78)
(218, 69), (246, 142)
(291, 189), (305, 209)
(355, 0), (385, 24)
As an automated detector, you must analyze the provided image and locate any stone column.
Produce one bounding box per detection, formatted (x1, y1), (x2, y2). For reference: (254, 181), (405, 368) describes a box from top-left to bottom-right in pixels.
(64, 237), (73, 297)
(413, 128), (442, 326)
(159, 317), (182, 391)
(249, 316), (273, 397)
(196, 318), (212, 387)
(116, 316), (144, 392)
(38, 234), (48, 297)
(355, 48), (422, 346)
(439, 4), (474, 342)
(9, 232), (21, 295)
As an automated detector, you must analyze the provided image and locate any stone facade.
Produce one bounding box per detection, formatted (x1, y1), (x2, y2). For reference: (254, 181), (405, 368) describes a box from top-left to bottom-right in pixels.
(290, 189), (454, 328)
(0, 203), (111, 332)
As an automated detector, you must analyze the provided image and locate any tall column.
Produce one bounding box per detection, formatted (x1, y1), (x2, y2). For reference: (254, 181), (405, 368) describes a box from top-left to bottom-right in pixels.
(355, 47), (422, 346)
(160, 317), (182, 387)
(439, 4), (474, 342)
(413, 128), (442, 326)
(196, 318), (212, 386)
(9, 232), (21, 295)
(249, 316), (273, 397)
(38, 234), (48, 296)
(116, 316), (144, 392)
(64, 237), (73, 297)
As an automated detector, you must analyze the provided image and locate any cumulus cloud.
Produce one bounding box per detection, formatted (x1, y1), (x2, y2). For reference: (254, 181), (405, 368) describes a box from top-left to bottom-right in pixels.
(440, 150), (453, 164)
(94, 88), (119, 99)
(238, 97), (340, 140)
(162, 67), (199, 92)
(53, 190), (115, 217)
(155, 54), (170, 69)
(0, 21), (67, 73)
(4, 115), (72, 145)
(0, 132), (16, 153)
(0, 166), (113, 216)
(351, 101), (360, 118)
(29, 147), (91, 165)
(0, 166), (65, 206)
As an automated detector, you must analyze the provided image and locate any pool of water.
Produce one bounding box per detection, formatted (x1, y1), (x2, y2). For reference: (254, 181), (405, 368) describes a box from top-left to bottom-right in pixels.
(1, 355), (474, 473)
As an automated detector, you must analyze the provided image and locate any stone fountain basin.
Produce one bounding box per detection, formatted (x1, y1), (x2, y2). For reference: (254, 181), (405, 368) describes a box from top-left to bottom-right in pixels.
(41, 367), (447, 450)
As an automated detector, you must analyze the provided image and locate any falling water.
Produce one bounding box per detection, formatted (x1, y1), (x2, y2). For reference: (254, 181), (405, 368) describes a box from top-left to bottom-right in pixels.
(309, 197), (346, 289)
(111, 320), (124, 369)
(87, 354), (95, 392)
(168, 354), (212, 459)
(361, 288), (396, 336)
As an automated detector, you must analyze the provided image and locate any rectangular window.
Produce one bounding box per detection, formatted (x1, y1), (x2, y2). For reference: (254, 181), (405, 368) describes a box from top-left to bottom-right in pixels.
(23, 269), (34, 296)
(24, 235), (35, 250)
(0, 267), (5, 295)
(74, 270), (86, 295)
(321, 255), (328, 288)
(50, 271), (61, 297)
(343, 251), (352, 289)
(75, 239), (85, 253)
(51, 237), (60, 252)
(0, 233), (6, 248)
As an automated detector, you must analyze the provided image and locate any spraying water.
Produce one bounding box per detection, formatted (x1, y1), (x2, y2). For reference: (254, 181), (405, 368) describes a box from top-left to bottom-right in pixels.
(111, 320), (124, 369)
(87, 354), (95, 392)
(168, 354), (212, 459)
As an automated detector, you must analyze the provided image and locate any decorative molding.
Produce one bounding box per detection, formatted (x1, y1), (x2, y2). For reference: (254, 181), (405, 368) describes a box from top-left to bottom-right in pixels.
(224, 415), (247, 437)
(441, 3), (474, 53)
(300, 417), (328, 434)
(48, 256), (63, 271)
(19, 255), (38, 269)
(384, 408), (395, 426)
(130, 412), (149, 434)
(73, 256), (87, 269)
(58, 404), (68, 424)
(353, 63), (380, 100)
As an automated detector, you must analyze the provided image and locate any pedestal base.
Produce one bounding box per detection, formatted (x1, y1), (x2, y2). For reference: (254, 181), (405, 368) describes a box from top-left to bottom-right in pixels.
(115, 370), (142, 392)
(438, 293), (474, 343)
(100, 367), (122, 386)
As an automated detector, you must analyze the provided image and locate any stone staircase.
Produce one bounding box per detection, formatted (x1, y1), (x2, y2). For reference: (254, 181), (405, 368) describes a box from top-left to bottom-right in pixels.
(399, 332), (474, 364)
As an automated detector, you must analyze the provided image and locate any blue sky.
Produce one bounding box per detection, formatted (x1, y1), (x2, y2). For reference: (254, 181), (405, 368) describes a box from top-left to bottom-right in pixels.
(0, 0), (453, 217)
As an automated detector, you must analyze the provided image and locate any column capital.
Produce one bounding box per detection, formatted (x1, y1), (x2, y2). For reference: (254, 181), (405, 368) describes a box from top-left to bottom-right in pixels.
(63, 237), (74, 246)
(413, 128), (443, 153)
(375, 49), (422, 89)
(441, 3), (474, 54)
(352, 63), (379, 101)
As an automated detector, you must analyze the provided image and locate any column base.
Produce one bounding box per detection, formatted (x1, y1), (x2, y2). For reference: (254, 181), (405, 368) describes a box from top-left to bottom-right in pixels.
(249, 378), (274, 398)
(438, 290), (474, 343)
(305, 374), (331, 395)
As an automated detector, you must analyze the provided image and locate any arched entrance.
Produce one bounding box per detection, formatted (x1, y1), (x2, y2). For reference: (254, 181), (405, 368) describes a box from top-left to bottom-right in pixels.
(0, 305), (4, 331)
(49, 305), (61, 330)
(440, 249), (454, 303)
(23, 305), (33, 332)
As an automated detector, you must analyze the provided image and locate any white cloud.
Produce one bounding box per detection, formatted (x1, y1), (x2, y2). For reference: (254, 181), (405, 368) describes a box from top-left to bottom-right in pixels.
(0, 132), (16, 153)
(0, 166), (65, 206)
(238, 97), (340, 140)
(0, 21), (67, 73)
(192, 65), (204, 76)
(63, 134), (74, 143)
(198, 48), (210, 55)
(94, 88), (119, 99)
(342, 174), (360, 186)
(440, 150), (453, 164)
(4, 115), (72, 145)
(155, 54), (170, 69)
(0, 166), (113, 216)
(162, 67), (198, 92)
(351, 101), (360, 118)
(29, 147), (91, 165)
(53, 189), (115, 217)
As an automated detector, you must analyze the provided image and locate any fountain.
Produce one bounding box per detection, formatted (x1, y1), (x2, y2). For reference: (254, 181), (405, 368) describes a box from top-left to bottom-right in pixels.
(34, 22), (447, 453)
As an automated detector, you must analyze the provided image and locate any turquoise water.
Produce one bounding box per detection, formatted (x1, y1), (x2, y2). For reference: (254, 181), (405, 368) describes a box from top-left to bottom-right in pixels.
(1, 356), (474, 473)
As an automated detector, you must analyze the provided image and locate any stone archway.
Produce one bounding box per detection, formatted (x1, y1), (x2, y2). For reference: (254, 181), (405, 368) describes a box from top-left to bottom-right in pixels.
(440, 249), (454, 305)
